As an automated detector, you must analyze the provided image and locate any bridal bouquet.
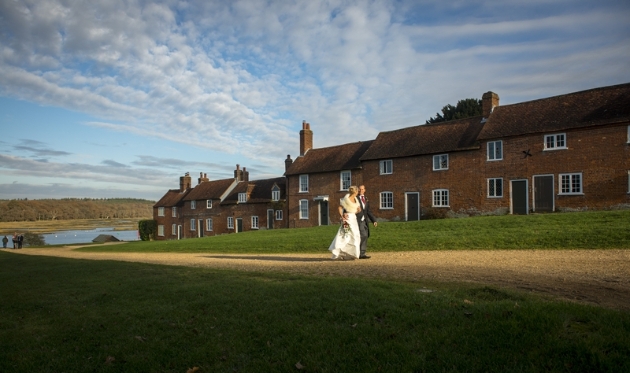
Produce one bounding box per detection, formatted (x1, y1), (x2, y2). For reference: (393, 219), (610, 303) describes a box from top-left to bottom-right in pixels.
(340, 220), (351, 238)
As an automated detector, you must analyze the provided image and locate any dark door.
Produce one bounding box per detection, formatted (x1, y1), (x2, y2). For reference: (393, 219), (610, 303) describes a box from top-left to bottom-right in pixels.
(198, 219), (204, 238)
(320, 201), (329, 226)
(406, 193), (420, 221)
(511, 180), (528, 215)
(236, 218), (243, 233)
(534, 175), (554, 212)
(267, 210), (274, 229)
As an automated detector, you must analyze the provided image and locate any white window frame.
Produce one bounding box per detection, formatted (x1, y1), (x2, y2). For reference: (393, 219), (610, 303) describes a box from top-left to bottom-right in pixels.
(251, 216), (259, 229)
(299, 199), (309, 219)
(171, 224), (177, 236)
(272, 186), (280, 201)
(299, 174), (309, 192)
(487, 178), (503, 198)
(227, 217), (234, 229)
(206, 200), (212, 209)
(190, 219), (196, 231)
(487, 140), (503, 161)
(172, 207), (177, 217)
(628, 171), (630, 194)
(238, 193), (247, 203)
(206, 218), (213, 232)
(627, 125), (630, 143)
(190, 200), (196, 209)
(379, 191), (394, 209)
(432, 189), (450, 207)
(157, 225), (164, 237)
(433, 154), (449, 171)
(379, 160), (393, 175)
(559, 173), (583, 195)
(275, 210), (283, 220)
(544, 133), (567, 150)
(340, 170), (351, 191)
(157, 207), (164, 217)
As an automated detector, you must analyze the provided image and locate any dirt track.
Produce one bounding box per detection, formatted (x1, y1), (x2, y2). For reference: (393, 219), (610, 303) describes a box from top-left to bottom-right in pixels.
(4, 244), (629, 311)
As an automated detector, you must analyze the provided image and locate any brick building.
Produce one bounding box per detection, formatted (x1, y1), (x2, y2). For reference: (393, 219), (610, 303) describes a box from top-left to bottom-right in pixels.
(155, 82), (630, 238)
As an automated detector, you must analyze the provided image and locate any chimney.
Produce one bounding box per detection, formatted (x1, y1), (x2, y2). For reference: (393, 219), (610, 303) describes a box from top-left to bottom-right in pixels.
(234, 164), (243, 181)
(243, 167), (249, 183)
(198, 172), (209, 184)
(285, 154), (293, 171)
(299, 120), (313, 156)
(179, 172), (191, 192)
(482, 91), (499, 118)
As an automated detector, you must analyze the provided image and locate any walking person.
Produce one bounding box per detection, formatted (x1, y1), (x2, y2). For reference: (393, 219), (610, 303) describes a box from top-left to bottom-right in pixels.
(12, 233), (17, 249)
(2, 235), (7, 248)
(356, 185), (378, 259)
(328, 186), (362, 260)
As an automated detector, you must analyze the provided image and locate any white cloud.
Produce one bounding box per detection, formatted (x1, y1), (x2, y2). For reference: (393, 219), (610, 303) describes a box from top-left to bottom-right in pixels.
(0, 0), (629, 199)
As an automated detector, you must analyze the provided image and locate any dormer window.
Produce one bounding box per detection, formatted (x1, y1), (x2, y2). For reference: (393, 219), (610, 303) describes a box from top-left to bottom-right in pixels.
(272, 185), (280, 201)
(544, 133), (566, 150)
(190, 200), (196, 209)
(206, 200), (212, 209)
(238, 193), (247, 203)
(433, 154), (448, 171)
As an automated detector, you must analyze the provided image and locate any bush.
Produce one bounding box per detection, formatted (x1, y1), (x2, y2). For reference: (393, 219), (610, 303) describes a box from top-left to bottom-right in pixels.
(138, 220), (157, 241)
(23, 232), (45, 246)
(421, 207), (449, 220)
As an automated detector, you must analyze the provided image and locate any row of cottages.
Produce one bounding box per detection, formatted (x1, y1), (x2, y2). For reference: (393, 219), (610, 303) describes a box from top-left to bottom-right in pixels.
(153, 166), (286, 240)
(284, 83), (630, 226)
(154, 82), (630, 238)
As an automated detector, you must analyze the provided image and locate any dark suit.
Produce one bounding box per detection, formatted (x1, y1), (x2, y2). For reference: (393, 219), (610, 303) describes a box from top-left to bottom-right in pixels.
(356, 194), (377, 256)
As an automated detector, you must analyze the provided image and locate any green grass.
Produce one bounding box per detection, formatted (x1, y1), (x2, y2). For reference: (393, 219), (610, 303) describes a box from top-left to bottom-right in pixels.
(75, 210), (630, 253)
(1, 252), (628, 373)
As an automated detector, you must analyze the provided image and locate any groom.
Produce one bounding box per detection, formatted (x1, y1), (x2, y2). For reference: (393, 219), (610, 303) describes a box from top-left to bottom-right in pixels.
(356, 185), (378, 259)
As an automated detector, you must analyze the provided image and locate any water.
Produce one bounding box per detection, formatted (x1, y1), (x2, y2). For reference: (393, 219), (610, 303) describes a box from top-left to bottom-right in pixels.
(43, 228), (140, 245)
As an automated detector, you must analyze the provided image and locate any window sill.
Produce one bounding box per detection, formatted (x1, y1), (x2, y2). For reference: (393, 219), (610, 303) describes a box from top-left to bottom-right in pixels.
(379, 207), (394, 210)
(432, 169), (448, 171)
(558, 193), (584, 196)
(543, 147), (567, 151)
(486, 158), (503, 162)
(487, 196), (503, 199)
(432, 206), (450, 208)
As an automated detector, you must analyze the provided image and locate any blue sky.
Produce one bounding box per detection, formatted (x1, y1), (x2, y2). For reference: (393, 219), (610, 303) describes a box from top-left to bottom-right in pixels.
(0, 0), (629, 201)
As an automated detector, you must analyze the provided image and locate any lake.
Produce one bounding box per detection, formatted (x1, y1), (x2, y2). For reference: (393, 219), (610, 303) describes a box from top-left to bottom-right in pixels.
(43, 228), (140, 245)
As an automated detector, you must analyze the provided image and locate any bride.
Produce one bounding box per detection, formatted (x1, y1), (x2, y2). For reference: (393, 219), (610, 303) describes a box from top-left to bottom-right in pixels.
(328, 186), (362, 260)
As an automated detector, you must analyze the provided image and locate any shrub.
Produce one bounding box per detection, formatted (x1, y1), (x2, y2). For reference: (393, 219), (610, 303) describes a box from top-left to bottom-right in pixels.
(138, 220), (157, 241)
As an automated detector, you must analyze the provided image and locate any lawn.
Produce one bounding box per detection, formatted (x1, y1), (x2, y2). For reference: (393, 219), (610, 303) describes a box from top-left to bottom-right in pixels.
(2, 210), (629, 372)
(1, 252), (628, 372)
(76, 210), (630, 253)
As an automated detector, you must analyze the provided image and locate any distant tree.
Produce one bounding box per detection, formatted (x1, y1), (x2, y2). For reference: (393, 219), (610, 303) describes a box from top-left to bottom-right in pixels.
(23, 232), (45, 246)
(425, 98), (482, 124)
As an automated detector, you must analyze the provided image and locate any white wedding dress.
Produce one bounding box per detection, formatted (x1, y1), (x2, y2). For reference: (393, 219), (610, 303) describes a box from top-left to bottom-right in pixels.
(328, 195), (361, 259)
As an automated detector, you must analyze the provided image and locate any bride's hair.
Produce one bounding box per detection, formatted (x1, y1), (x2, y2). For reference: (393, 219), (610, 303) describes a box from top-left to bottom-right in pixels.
(347, 186), (358, 195)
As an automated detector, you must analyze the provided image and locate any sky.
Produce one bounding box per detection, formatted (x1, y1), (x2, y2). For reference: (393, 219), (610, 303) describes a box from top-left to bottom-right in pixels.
(0, 0), (629, 201)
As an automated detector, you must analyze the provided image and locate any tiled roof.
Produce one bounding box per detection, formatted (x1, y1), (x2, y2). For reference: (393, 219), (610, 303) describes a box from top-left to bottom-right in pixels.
(154, 189), (189, 207)
(360, 116), (485, 161)
(478, 82), (630, 140)
(184, 178), (236, 201)
(223, 177), (286, 205)
(285, 141), (373, 175)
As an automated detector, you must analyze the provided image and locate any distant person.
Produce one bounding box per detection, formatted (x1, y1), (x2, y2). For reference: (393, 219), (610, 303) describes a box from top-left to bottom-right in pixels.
(2, 235), (7, 248)
(12, 233), (17, 249)
(18, 234), (24, 249)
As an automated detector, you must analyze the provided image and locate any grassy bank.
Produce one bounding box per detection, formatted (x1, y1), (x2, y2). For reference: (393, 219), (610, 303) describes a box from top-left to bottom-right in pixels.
(1, 252), (628, 372)
(76, 210), (630, 253)
(0, 218), (144, 236)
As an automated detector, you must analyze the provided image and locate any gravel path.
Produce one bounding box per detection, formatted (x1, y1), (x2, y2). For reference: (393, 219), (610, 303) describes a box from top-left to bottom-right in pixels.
(5, 244), (630, 311)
